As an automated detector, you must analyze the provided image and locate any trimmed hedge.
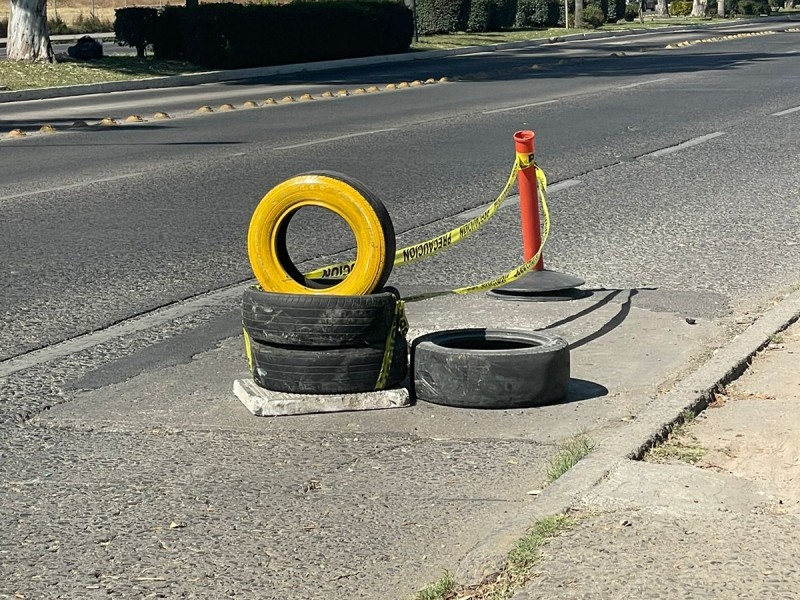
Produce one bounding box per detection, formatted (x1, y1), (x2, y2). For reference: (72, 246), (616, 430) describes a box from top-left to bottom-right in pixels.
(467, 0), (517, 31)
(515, 0), (560, 27)
(115, 7), (158, 57)
(416, 0), (470, 34)
(149, 1), (412, 69)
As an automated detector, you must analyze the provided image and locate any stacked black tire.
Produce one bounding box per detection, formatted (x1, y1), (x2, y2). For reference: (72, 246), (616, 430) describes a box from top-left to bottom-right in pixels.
(242, 287), (408, 394)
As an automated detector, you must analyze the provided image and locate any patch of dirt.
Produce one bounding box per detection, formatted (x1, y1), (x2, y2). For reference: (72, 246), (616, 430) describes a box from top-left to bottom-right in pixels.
(689, 321), (800, 513)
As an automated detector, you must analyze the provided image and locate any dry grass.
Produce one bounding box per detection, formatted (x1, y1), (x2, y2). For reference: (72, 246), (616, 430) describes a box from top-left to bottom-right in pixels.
(0, 55), (203, 90)
(0, 0), (249, 25)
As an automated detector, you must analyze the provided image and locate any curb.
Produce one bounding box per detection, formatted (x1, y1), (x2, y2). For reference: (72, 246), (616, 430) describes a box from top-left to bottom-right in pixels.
(455, 288), (800, 584)
(0, 18), (770, 104)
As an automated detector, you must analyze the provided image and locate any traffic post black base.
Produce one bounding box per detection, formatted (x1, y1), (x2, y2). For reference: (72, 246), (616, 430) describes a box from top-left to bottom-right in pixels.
(487, 269), (588, 302)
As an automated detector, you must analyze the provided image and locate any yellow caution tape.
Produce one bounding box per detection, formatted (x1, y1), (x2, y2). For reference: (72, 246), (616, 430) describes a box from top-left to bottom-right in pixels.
(305, 157), (545, 281)
(242, 327), (254, 372)
(401, 168), (550, 302)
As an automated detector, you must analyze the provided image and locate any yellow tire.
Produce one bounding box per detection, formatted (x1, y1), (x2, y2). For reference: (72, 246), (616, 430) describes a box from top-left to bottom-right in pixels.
(247, 171), (395, 295)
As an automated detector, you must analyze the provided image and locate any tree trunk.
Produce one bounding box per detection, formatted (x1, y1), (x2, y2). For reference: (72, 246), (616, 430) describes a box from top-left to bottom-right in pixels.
(784, 0), (794, 7)
(691, 0), (708, 15)
(7, 0), (54, 62)
(656, 0), (670, 15)
(575, 0), (585, 27)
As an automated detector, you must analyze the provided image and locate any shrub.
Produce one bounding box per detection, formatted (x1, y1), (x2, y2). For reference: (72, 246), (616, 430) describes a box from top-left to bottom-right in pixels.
(624, 1), (639, 18)
(605, 0), (628, 20)
(515, 0), (560, 26)
(467, 0), (496, 31)
(154, 2), (413, 69)
(115, 7), (159, 57)
(586, 0), (609, 19)
(416, 0), (469, 34)
(47, 15), (71, 34)
(669, 0), (692, 13)
(581, 3), (605, 25)
(73, 12), (114, 34)
(736, 0), (770, 12)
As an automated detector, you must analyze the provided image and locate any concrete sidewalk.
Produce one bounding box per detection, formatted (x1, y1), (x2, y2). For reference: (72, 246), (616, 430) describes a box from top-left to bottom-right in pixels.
(2, 286), (798, 599)
(514, 315), (800, 599)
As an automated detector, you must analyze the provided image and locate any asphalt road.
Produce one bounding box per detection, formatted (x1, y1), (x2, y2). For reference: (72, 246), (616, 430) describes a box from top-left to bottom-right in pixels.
(1, 18), (800, 599)
(1, 18), (799, 363)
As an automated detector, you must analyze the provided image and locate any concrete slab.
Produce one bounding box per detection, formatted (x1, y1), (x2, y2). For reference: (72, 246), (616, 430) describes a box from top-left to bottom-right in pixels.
(233, 378), (410, 416)
(25, 290), (728, 599)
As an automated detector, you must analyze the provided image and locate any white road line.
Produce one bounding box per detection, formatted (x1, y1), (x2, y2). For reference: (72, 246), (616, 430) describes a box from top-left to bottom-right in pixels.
(0, 172), (144, 202)
(482, 100), (558, 115)
(0, 173), (586, 376)
(772, 105), (800, 116)
(618, 78), (670, 89)
(637, 132), (726, 159)
(273, 128), (398, 150)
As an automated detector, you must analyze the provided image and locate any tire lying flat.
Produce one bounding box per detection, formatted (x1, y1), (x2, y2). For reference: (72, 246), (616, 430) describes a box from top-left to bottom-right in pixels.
(243, 287), (400, 348)
(248, 334), (408, 395)
(411, 329), (569, 409)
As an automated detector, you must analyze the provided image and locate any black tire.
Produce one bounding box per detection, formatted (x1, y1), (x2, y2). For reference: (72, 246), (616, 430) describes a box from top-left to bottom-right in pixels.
(411, 329), (569, 409)
(242, 287), (401, 348)
(249, 334), (408, 394)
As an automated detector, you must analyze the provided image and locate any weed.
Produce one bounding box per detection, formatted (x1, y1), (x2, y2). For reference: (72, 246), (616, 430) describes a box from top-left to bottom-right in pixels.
(645, 409), (706, 464)
(412, 571), (455, 600)
(544, 433), (595, 484)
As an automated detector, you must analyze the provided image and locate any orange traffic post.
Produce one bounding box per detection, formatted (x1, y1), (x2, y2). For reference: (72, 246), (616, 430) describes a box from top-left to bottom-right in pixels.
(514, 130), (544, 271)
(488, 130), (585, 301)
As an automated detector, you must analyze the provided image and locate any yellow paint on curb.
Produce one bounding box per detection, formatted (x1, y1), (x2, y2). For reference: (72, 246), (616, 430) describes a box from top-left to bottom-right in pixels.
(353, 88), (367, 94)
(336, 90), (350, 97)
(243, 101), (259, 108)
(196, 106), (214, 113)
(39, 124), (57, 133)
(219, 103), (235, 111)
(384, 83), (398, 90)
(320, 91), (335, 98)
(366, 86), (380, 93)
(281, 96), (296, 103)
(7, 129), (25, 138)
(425, 78), (436, 84)
(154, 112), (171, 119)
(410, 80), (423, 87)
(397, 81), (410, 88)
(438, 77), (450, 83)
(299, 94), (314, 101)
(100, 117), (116, 126)
(264, 98), (278, 105)
(125, 115), (144, 122)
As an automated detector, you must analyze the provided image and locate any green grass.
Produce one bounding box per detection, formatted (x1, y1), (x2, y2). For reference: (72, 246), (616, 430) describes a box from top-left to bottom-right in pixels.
(412, 571), (455, 600)
(411, 515), (574, 600)
(544, 433), (595, 484)
(0, 55), (204, 91)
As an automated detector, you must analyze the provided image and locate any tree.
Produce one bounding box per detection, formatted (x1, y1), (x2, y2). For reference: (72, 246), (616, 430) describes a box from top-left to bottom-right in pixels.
(690, 0), (708, 15)
(7, 0), (54, 62)
(655, 0), (669, 16)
